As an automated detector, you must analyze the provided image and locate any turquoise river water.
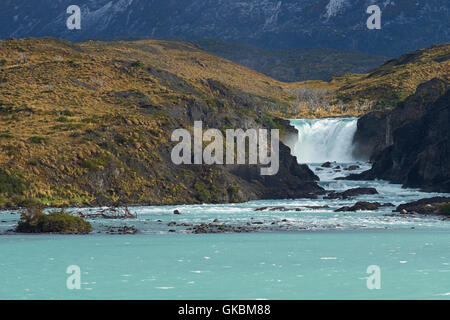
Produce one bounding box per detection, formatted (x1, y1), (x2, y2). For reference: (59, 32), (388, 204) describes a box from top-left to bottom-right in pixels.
(0, 118), (448, 299)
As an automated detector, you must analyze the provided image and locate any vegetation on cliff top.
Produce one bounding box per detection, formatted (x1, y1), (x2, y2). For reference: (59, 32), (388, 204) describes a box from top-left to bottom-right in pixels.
(288, 43), (450, 116)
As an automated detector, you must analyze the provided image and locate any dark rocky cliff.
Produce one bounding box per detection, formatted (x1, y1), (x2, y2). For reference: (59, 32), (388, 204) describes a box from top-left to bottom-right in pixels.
(349, 78), (450, 192)
(352, 78), (449, 160)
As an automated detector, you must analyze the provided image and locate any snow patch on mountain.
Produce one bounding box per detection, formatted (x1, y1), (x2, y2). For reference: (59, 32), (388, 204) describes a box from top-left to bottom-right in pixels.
(324, 0), (347, 18)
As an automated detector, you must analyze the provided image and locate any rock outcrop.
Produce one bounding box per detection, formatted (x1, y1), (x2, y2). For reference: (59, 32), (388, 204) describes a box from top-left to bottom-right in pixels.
(325, 187), (379, 200)
(395, 197), (450, 215)
(334, 202), (394, 212)
(348, 78), (450, 192)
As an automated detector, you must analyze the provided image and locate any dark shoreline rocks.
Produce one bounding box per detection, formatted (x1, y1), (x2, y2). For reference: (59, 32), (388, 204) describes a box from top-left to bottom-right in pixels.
(190, 220), (307, 234)
(254, 205), (330, 212)
(344, 165), (360, 171)
(394, 197), (450, 215)
(324, 187), (379, 199)
(106, 226), (138, 234)
(334, 202), (394, 212)
(321, 161), (334, 168)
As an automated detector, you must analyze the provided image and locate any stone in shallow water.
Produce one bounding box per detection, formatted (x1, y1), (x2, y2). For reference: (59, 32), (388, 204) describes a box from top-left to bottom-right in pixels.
(321, 161), (333, 168)
(325, 187), (379, 199)
(335, 202), (383, 212)
(395, 197), (450, 215)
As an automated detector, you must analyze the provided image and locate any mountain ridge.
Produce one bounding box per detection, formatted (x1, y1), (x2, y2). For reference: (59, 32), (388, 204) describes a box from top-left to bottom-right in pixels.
(193, 39), (388, 82)
(1, 0), (449, 57)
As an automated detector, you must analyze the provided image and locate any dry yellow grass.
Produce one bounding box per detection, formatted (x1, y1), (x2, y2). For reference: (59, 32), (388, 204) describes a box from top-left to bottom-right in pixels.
(0, 38), (448, 207)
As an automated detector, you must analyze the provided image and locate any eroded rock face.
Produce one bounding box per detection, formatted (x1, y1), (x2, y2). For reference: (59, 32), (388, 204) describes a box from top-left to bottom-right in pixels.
(352, 78), (449, 161)
(349, 79), (450, 192)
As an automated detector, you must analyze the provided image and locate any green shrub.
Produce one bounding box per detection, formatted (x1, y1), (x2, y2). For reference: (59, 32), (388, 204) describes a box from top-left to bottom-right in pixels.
(194, 182), (212, 203)
(61, 109), (74, 116)
(131, 61), (145, 69)
(57, 116), (70, 122)
(52, 123), (84, 131)
(28, 159), (39, 166)
(28, 136), (48, 144)
(114, 134), (132, 144)
(82, 114), (101, 123)
(440, 203), (450, 215)
(0, 169), (25, 195)
(0, 133), (13, 139)
(16, 209), (92, 234)
(80, 153), (111, 171)
(227, 184), (240, 196)
(14, 197), (42, 208)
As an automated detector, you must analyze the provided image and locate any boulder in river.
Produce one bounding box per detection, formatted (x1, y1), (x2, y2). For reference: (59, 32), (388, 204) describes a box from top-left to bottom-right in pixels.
(254, 206), (302, 212)
(304, 205), (330, 209)
(107, 226), (138, 234)
(321, 161), (334, 168)
(335, 202), (383, 212)
(325, 187), (379, 199)
(395, 197), (450, 215)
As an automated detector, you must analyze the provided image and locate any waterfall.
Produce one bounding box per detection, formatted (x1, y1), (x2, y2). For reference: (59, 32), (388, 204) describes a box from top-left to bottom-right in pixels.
(289, 118), (358, 163)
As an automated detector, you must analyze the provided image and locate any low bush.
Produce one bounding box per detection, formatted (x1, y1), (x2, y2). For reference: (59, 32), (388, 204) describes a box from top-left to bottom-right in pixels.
(0, 169), (25, 195)
(28, 136), (48, 144)
(440, 203), (450, 215)
(16, 208), (92, 234)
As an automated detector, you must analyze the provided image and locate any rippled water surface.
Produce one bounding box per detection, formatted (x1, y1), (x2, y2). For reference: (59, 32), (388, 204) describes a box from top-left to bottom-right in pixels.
(1, 118), (449, 299)
(1, 162), (449, 299)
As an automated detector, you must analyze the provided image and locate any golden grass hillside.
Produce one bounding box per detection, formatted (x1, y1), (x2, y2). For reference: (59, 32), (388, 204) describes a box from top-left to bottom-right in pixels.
(287, 43), (450, 116)
(0, 38), (448, 207)
(0, 37), (316, 207)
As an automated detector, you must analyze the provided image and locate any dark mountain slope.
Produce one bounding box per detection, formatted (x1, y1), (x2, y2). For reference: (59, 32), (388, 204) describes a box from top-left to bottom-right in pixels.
(0, 0), (449, 57)
(194, 40), (387, 82)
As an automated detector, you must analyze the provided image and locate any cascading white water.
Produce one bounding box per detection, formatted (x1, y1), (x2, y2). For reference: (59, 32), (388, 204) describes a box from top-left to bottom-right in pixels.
(289, 118), (358, 163)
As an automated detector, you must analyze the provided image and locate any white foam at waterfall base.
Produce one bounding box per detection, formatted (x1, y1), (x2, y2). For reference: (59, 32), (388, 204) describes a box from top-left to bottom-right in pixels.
(289, 118), (358, 163)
